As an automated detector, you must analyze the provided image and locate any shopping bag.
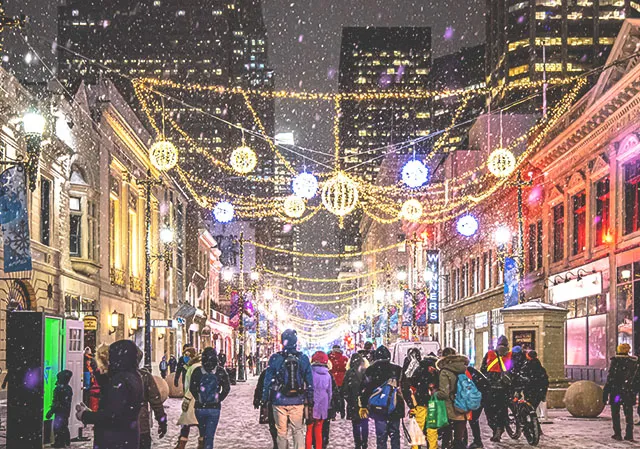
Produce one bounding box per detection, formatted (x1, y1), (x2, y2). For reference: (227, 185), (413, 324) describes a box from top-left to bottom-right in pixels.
(426, 396), (449, 429)
(403, 417), (427, 446)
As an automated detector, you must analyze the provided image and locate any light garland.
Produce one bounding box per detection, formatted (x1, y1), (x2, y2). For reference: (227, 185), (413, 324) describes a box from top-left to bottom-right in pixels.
(244, 239), (404, 258)
(400, 199), (423, 222)
(272, 285), (368, 297)
(262, 267), (384, 283)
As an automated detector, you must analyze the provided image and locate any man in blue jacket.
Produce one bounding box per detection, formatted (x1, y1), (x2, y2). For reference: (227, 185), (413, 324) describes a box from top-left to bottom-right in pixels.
(262, 329), (314, 449)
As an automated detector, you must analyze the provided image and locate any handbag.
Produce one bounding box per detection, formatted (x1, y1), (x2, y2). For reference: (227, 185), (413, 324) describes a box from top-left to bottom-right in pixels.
(403, 417), (427, 446)
(426, 396), (449, 429)
(259, 403), (270, 425)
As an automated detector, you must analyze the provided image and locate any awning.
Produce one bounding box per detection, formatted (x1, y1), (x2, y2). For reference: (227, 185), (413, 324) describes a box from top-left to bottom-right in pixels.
(174, 303), (197, 320)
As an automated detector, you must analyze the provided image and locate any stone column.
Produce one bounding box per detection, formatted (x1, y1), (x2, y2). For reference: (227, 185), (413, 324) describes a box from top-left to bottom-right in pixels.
(502, 301), (568, 408)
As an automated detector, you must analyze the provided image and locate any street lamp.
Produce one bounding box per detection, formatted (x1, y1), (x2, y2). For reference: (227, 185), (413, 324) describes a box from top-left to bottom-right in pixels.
(396, 270), (408, 282)
(263, 288), (274, 300)
(22, 110), (46, 191)
(222, 268), (235, 282)
(494, 226), (512, 246)
(128, 317), (139, 337)
(250, 271), (260, 281)
(160, 227), (175, 245)
(109, 310), (119, 335)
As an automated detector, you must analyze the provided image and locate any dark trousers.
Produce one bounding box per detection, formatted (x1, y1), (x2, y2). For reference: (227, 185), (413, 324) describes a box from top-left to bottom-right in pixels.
(53, 416), (70, 448)
(139, 432), (152, 449)
(485, 389), (508, 430)
(612, 403), (634, 438)
(468, 406), (484, 444)
(373, 418), (400, 449)
(351, 418), (369, 449)
(268, 406), (278, 449)
(442, 421), (467, 449)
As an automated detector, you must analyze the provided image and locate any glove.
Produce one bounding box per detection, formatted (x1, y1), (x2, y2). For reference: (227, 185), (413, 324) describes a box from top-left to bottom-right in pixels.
(181, 398), (190, 412)
(253, 399), (260, 410)
(46, 409), (53, 420)
(408, 408), (416, 418)
(75, 402), (89, 422)
(359, 408), (369, 419)
(157, 418), (168, 439)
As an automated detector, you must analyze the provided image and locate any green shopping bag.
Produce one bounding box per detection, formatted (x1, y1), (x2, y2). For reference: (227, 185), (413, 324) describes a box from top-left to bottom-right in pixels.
(426, 396), (448, 429)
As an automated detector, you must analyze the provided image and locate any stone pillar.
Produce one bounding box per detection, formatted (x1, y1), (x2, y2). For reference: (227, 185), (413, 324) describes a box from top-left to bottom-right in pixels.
(501, 301), (568, 408)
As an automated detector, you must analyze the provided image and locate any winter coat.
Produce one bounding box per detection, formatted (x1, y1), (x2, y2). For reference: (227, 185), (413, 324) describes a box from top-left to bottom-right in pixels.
(262, 330), (314, 406)
(81, 340), (144, 449)
(168, 356), (177, 373)
(174, 354), (191, 387)
(520, 358), (549, 404)
(138, 367), (166, 435)
(436, 354), (470, 421)
(343, 354), (367, 420)
(358, 349), (374, 363)
(328, 372), (341, 419)
(403, 356), (439, 408)
(189, 348), (231, 409)
(50, 370), (73, 418)
(310, 365), (333, 420)
(604, 355), (639, 406)
(328, 351), (349, 387)
(254, 370), (268, 407)
(177, 356), (202, 426)
(359, 346), (405, 420)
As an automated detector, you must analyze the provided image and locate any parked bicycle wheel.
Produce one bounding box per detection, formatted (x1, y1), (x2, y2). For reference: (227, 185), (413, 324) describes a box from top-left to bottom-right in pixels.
(521, 404), (541, 446)
(505, 401), (522, 440)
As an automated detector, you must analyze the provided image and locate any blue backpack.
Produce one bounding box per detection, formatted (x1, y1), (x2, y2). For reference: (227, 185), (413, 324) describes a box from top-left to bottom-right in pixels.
(454, 370), (482, 412)
(197, 368), (220, 405)
(368, 378), (399, 417)
(278, 351), (305, 397)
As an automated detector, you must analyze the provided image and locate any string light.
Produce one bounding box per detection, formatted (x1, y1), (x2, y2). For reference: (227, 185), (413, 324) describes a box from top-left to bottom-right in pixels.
(487, 148), (516, 178)
(149, 140), (179, 171)
(213, 201), (234, 223)
(272, 285), (367, 297)
(322, 172), (359, 217)
(244, 239), (404, 258)
(262, 267), (384, 283)
(283, 195), (306, 218)
(230, 145), (257, 174)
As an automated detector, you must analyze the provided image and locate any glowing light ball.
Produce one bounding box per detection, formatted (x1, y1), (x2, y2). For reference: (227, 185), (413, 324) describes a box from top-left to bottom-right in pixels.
(401, 160), (429, 188)
(399, 199), (423, 222)
(487, 148), (516, 178)
(213, 201), (234, 223)
(230, 145), (257, 174)
(456, 214), (479, 237)
(283, 195), (305, 218)
(292, 172), (318, 199)
(149, 140), (178, 171)
(321, 173), (359, 217)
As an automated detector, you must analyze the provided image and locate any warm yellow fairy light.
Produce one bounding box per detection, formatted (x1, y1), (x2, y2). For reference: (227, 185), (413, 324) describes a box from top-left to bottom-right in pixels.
(487, 148), (516, 178)
(400, 199), (424, 222)
(230, 145), (258, 174)
(321, 172), (359, 217)
(283, 195), (306, 218)
(149, 140), (178, 171)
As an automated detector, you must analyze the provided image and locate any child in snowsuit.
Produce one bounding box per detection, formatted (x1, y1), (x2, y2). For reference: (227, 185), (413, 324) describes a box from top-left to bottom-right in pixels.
(46, 370), (73, 448)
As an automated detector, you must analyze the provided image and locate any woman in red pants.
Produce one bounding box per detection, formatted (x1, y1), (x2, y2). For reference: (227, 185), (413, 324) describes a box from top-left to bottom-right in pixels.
(307, 351), (333, 449)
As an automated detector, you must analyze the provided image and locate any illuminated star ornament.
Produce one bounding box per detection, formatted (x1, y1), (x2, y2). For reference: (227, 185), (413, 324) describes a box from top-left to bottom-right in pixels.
(214, 201), (234, 223)
(456, 214), (479, 237)
(401, 159), (429, 188)
(292, 172), (319, 199)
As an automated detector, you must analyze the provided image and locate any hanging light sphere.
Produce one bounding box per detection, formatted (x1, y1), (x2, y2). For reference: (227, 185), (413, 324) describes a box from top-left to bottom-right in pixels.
(487, 148), (516, 178)
(283, 195), (306, 218)
(149, 140), (179, 171)
(321, 172), (359, 217)
(292, 172), (318, 199)
(230, 145), (257, 174)
(213, 201), (234, 223)
(456, 214), (479, 237)
(401, 159), (429, 188)
(399, 199), (423, 222)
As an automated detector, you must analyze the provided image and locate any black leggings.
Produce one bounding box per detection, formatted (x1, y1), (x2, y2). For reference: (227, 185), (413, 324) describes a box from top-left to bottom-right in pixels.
(468, 406), (484, 444)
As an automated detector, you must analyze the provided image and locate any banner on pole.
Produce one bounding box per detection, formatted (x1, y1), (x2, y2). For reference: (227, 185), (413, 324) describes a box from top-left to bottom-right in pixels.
(229, 291), (240, 329)
(504, 257), (519, 308)
(426, 250), (440, 324)
(0, 167), (32, 273)
(415, 291), (427, 326)
(389, 305), (399, 334)
(402, 290), (413, 327)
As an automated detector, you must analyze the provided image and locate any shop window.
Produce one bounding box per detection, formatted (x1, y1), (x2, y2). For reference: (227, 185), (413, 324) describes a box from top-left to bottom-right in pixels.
(69, 197), (82, 257)
(572, 191), (586, 255)
(40, 178), (51, 246)
(528, 224), (536, 271)
(564, 295), (607, 367)
(624, 159), (640, 235)
(536, 220), (543, 269)
(483, 251), (492, 290)
(553, 204), (564, 262)
(594, 177), (610, 246)
(567, 317), (587, 365)
(616, 263), (634, 351)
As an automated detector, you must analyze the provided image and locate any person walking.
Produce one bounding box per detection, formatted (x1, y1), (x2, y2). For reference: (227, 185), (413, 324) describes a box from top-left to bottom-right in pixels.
(403, 354), (438, 449)
(436, 348), (470, 449)
(254, 369), (278, 449)
(174, 350), (203, 449)
(603, 343), (639, 441)
(343, 353), (369, 449)
(480, 336), (513, 442)
(328, 345), (349, 419)
(307, 351), (333, 449)
(169, 355), (178, 374)
(466, 365), (491, 449)
(262, 329), (314, 449)
(358, 342), (375, 363)
(159, 356), (169, 379)
(189, 347), (231, 449)
(76, 340), (144, 449)
(136, 348), (167, 449)
(520, 351), (549, 411)
(83, 347), (97, 405)
(46, 370), (73, 448)
(359, 345), (404, 449)
(175, 346), (196, 389)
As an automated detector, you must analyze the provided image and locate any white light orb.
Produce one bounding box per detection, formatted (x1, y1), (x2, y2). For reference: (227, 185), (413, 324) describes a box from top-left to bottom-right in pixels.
(159, 227), (174, 244)
(401, 159), (429, 188)
(321, 173), (359, 217)
(487, 148), (516, 178)
(494, 226), (512, 245)
(456, 214), (479, 237)
(283, 195), (306, 218)
(399, 198), (423, 222)
(213, 201), (234, 223)
(230, 145), (257, 174)
(149, 140), (179, 171)
(23, 111), (46, 135)
(292, 172), (319, 199)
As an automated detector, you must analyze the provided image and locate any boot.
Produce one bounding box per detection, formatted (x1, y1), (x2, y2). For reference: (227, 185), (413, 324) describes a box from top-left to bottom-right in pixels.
(489, 427), (503, 443)
(467, 442), (484, 449)
(173, 437), (188, 449)
(197, 437), (205, 449)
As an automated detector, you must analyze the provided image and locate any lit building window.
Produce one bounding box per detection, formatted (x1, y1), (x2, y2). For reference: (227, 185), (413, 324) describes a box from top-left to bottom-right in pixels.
(567, 37), (593, 46)
(508, 64), (529, 77)
(534, 62), (562, 72)
(535, 37), (561, 46)
(508, 39), (529, 51)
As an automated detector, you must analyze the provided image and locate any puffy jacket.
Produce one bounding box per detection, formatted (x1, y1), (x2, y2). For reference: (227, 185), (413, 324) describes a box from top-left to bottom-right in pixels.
(359, 346), (405, 419)
(328, 350), (349, 387)
(343, 354), (368, 420)
(310, 365), (333, 419)
(436, 354), (469, 421)
(50, 370), (73, 418)
(403, 356), (438, 408)
(604, 355), (639, 406)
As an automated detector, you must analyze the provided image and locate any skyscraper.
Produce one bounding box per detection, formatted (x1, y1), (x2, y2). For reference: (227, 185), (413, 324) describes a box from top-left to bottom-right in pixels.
(486, 0), (640, 103)
(337, 27), (432, 253)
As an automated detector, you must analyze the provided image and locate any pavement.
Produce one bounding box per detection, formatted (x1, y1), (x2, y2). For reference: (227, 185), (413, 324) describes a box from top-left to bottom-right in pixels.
(2, 378), (639, 448)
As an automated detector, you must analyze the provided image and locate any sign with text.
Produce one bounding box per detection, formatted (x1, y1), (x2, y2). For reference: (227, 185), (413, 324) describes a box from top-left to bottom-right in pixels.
(425, 250), (440, 324)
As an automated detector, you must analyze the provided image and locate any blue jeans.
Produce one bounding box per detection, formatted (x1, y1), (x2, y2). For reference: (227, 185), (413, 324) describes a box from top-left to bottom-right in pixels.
(374, 418), (400, 449)
(352, 418), (369, 448)
(195, 408), (221, 449)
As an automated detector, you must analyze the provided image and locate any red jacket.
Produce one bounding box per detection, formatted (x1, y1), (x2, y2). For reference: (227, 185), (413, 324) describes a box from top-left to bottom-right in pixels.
(328, 351), (348, 387)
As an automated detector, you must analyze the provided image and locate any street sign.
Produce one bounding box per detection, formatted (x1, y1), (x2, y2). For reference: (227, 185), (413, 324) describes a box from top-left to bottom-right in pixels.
(83, 315), (98, 331)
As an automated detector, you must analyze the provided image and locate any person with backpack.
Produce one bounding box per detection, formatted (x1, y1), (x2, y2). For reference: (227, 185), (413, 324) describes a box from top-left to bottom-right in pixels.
(343, 353), (370, 449)
(159, 356), (168, 379)
(189, 347), (231, 449)
(436, 348), (476, 449)
(480, 336), (513, 442)
(262, 329), (314, 449)
(520, 351), (549, 411)
(403, 355), (439, 449)
(466, 365), (491, 449)
(358, 345), (404, 449)
(307, 351), (333, 449)
(603, 343), (638, 441)
(169, 355), (178, 373)
(254, 369), (278, 449)
(174, 350), (203, 449)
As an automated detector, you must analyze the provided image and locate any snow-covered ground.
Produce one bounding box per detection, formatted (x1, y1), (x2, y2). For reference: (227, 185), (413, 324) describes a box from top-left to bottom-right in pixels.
(34, 378), (640, 448)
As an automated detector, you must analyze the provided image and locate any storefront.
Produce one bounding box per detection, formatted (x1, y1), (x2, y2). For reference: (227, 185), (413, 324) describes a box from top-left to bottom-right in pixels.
(615, 247), (640, 357)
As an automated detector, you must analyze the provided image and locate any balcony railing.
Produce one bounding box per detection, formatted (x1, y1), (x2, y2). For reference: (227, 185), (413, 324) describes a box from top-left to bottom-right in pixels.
(110, 267), (125, 287)
(130, 276), (143, 294)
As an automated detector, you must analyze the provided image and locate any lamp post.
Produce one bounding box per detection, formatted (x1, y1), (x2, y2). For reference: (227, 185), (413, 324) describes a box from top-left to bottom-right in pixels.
(22, 110), (46, 191)
(510, 171), (533, 303)
(236, 233), (247, 382)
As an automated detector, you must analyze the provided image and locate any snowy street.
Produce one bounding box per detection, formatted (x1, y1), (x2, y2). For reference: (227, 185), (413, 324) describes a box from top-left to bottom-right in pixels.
(67, 377), (638, 449)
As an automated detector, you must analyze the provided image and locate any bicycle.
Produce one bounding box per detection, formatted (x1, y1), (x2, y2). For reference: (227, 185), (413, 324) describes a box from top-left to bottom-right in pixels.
(504, 388), (541, 446)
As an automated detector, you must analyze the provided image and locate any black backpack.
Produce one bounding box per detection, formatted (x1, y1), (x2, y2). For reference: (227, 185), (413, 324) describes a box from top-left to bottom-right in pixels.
(278, 351), (304, 397)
